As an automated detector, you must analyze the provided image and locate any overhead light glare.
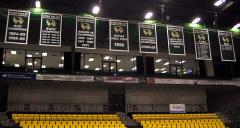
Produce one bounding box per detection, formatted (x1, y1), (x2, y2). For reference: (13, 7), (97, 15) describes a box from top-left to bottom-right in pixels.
(92, 5), (100, 14)
(163, 62), (169, 66)
(11, 50), (17, 55)
(144, 11), (153, 19)
(214, 0), (226, 7)
(192, 17), (201, 24)
(35, 0), (41, 8)
(155, 59), (162, 63)
(84, 65), (90, 69)
(232, 23), (240, 30)
(88, 58), (95, 62)
(42, 52), (47, 56)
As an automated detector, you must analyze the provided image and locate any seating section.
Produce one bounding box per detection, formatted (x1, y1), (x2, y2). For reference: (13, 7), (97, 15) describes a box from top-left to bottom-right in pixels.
(132, 113), (225, 128)
(12, 114), (126, 128)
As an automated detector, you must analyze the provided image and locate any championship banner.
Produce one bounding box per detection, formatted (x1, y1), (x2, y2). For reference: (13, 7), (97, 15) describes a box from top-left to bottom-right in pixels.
(109, 20), (129, 51)
(5, 10), (30, 44)
(167, 25), (186, 55)
(138, 23), (158, 53)
(40, 13), (62, 46)
(193, 29), (212, 60)
(75, 16), (96, 49)
(218, 31), (236, 62)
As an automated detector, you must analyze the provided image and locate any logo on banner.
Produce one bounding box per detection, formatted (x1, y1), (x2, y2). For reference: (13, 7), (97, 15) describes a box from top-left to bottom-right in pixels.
(143, 29), (153, 36)
(114, 26), (124, 33)
(171, 31), (180, 38)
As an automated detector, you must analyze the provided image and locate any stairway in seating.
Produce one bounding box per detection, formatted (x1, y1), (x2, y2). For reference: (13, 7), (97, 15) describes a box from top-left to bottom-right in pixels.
(0, 112), (15, 127)
(117, 112), (139, 128)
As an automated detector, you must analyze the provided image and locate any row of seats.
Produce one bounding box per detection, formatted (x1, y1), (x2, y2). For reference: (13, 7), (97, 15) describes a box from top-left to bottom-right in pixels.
(132, 113), (225, 128)
(12, 114), (126, 128)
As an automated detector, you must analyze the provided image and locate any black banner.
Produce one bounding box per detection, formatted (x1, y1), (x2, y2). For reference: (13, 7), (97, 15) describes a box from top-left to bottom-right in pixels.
(40, 13), (62, 46)
(167, 25), (186, 55)
(75, 16), (96, 49)
(5, 10), (30, 44)
(193, 29), (212, 60)
(110, 20), (129, 51)
(139, 23), (158, 53)
(218, 31), (236, 62)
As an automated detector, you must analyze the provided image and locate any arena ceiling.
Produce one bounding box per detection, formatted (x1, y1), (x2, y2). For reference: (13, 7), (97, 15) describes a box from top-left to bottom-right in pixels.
(0, 0), (239, 29)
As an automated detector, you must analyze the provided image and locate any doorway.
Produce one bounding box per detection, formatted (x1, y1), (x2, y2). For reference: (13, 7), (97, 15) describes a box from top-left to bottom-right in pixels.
(108, 87), (125, 112)
(170, 64), (183, 76)
(25, 57), (42, 73)
(103, 61), (117, 73)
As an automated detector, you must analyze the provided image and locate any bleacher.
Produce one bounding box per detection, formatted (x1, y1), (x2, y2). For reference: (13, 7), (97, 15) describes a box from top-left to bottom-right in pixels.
(132, 113), (225, 128)
(12, 113), (126, 128)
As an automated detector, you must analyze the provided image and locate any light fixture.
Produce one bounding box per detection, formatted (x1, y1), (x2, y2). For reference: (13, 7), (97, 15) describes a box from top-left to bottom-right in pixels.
(214, 0), (226, 7)
(42, 52), (47, 56)
(181, 60), (186, 63)
(58, 64), (64, 68)
(161, 71), (168, 73)
(132, 67), (137, 71)
(118, 69), (124, 72)
(95, 68), (100, 71)
(130, 57), (136, 61)
(117, 59), (121, 63)
(41, 65), (46, 68)
(161, 68), (166, 71)
(35, 52), (39, 55)
(28, 62), (33, 66)
(33, 70), (38, 73)
(192, 17), (201, 24)
(35, 0), (41, 8)
(11, 50), (17, 55)
(103, 65), (107, 67)
(84, 65), (90, 69)
(163, 62), (169, 65)
(145, 11), (153, 19)
(92, 5), (100, 15)
(177, 69), (181, 72)
(61, 56), (64, 60)
(14, 64), (20, 67)
(27, 54), (32, 58)
(155, 69), (160, 72)
(104, 56), (110, 60)
(2, 61), (5, 65)
(110, 66), (114, 70)
(88, 57), (95, 62)
(232, 23), (240, 30)
(155, 59), (162, 63)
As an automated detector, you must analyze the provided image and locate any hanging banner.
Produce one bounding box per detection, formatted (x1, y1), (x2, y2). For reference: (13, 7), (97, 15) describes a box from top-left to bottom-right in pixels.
(167, 25), (186, 55)
(40, 13), (62, 46)
(75, 16), (96, 49)
(193, 29), (212, 60)
(139, 23), (158, 53)
(218, 31), (236, 62)
(110, 20), (129, 51)
(4, 10), (30, 44)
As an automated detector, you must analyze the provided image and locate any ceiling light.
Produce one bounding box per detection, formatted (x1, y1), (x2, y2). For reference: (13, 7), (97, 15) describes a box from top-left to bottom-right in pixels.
(177, 69), (181, 72)
(84, 65), (90, 69)
(232, 23), (240, 30)
(163, 62), (169, 65)
(33, 70), (38, 73)
(110, 66), (114, 70)
(183, 72), (188, 74)
(42, 52), (47, 56)
(28, 62), (33, 66)
(181, 60), (186, 63)
(34, 61), (37, 64)
(161, 68), (166, 71)
(14, 64), (20, 67)
(95, 68), (100, 71)
(155, 59), (162, 63)
(2, 61), (5, 64)
(11, 50), (17, 55)
(103, 65), (107, 67)
(88, 57), (95, 62)
(145, 11), (153, 19)
(155, 69), (160, 72)
(192, 17), (201, 24)
(214, 0), (226, 6)
(35, 0), (41, 8)
(132, 67), (137, 71)
(35, 52), (39, 55)
(118, 69), (124, 72)
(41, 65), (46, 68)
(130, 57), (136, 61)
(92, 5), (100, 15)
(117, 59), (121, 63)
(58, 64), (64, 68)
(61, 56), (64, 60)
(104, 56), (110, 60)
(27, 54), (32, 58)
(161, 71), (168, 73)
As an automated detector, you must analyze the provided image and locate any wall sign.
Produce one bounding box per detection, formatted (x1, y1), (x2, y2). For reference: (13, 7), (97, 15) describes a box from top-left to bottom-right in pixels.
(40, 13), (62, 46)
(139, 23), (158, 53)
(109, 20), (129, 51)
(169, 104), (186, 113)
(75, 16), (96, 49)
(193, 29), (212, 60)
(167, 25), (186, 55)
(218, 31), (236, 62)
(5, 10), (30, 44)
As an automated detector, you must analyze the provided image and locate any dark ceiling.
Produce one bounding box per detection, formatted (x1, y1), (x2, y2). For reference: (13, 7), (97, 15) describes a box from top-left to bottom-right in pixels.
(0, 0), (240, 29)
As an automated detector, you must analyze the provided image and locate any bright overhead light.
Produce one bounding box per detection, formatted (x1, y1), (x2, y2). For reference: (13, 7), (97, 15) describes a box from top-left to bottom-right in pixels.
(35, 52), (39, 55)
(84, 65), (90, 69)
(41, 65), (46, 68)
(42, 52), (47, 56)
(117, 59), (121, 63)
(130, 57), (136, 61)
(118, 69), (124, 72)
(95, 68), (100, 71)
(232, 23), (240, 30)
(145, 11), (153, 19)
(27, 54), (32, 58)
(35, 0), (41, 8)
(104, 56), (110, 60)
(33, 70), (38, 73)
(88, 58), (95, 62)
(214, 0), (226, 6)
(14, 64), (20, 67)
(11, 50), (17, 55)
(132, 67), (137, 71)
(92, 5), (100, 15)
(181, 60), (186, 63)
(192, 17), (201, 24)
(161, 71), (168, 73)
(58, 64), (64, 68)
(61, 56), (64, 60)
(28, 62), (33, 66)
(163, 62), (169, 65)
(161, 68), (166, 71)
(103, 64), (107, 67)
(110, 66), (114, 70)
(155, 69), (160, 72)
(155, 59), (162, 63)
(2, 61), (5, 64)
